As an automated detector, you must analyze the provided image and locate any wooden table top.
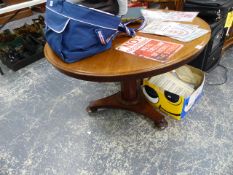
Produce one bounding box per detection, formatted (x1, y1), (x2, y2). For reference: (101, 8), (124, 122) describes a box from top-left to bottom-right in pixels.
(44, 17), (211, 82)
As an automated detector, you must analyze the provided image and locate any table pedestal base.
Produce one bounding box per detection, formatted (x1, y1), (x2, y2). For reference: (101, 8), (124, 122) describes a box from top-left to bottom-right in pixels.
(87, 80), (168, 130)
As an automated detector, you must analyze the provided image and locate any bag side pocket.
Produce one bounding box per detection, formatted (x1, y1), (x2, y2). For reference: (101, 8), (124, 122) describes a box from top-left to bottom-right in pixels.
(60, 19), (117, 63)
(45, 8), (70, 61)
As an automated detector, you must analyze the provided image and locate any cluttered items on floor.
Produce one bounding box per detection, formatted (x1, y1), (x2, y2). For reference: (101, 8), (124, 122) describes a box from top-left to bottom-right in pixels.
(143, 65), (205, 120)
(0, 15), (45, 72)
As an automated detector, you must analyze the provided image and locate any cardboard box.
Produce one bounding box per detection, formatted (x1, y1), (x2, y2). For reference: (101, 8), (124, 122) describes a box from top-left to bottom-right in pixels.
(142, 65), (205, 120)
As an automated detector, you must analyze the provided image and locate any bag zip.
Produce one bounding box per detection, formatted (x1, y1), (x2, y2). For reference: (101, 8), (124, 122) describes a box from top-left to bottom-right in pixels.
(46, 6), (118, 31)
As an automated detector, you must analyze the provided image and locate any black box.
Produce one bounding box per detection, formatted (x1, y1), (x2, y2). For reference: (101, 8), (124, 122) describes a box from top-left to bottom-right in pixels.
(184, 0), (233, 21)
(188, 18), (227, 71)
(184, 0), (233, 71)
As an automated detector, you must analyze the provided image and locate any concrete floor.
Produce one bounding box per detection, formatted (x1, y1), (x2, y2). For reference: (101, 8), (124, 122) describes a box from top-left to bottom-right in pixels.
(1, 16), (233, 175)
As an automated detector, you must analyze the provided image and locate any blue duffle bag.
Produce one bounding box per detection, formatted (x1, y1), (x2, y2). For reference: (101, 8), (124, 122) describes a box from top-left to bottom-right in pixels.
(45, 0), (144, 63)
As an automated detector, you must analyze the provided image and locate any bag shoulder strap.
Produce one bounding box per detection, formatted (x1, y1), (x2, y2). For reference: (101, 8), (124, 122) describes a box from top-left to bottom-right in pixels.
(105, 16), (145, 44)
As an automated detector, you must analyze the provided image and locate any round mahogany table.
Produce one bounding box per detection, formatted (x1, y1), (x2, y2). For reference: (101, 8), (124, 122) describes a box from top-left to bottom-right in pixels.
(44, 17), (211, 129)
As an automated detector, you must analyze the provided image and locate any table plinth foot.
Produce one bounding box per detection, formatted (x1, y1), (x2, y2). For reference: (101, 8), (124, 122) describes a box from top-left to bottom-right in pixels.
(86, 91), (168, 130)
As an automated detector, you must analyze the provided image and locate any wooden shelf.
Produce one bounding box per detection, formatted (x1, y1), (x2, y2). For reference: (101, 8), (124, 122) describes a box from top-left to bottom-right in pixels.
(0, 0), (45, 25)
(140, 0), (184, 10)
(2, 0), (26, 5)
(0, 7), (32, 24)
(0, 0), (45, 15)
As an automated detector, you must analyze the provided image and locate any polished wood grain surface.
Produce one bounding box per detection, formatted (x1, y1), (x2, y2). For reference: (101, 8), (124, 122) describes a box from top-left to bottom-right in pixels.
(44, 17), (211, 82)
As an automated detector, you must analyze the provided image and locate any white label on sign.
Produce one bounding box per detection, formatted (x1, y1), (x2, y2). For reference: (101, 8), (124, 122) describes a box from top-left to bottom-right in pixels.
(195, 45), (203, 50)
(50, 1), (53, 7)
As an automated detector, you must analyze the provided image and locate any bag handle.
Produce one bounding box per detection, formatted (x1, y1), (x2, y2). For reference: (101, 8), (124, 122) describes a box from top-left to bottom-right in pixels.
(97, 16), (145, 45)
(118, 16), (146, 36)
